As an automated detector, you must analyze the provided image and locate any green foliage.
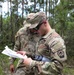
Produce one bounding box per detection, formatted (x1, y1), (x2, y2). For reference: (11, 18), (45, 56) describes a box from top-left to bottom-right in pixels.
(0, 0), (74, 74)
(63, 67), (74, 75)
(0, 15), (24, 50)
(53, 0), (74, 59)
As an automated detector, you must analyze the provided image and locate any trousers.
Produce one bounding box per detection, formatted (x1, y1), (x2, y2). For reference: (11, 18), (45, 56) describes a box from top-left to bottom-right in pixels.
(14, 67), (34, 75)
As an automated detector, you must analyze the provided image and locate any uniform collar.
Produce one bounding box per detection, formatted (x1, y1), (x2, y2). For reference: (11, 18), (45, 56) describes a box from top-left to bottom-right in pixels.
(42, 29), (55, 39)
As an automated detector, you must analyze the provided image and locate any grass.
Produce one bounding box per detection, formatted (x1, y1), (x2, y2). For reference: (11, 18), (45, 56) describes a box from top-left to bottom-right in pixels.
(63, 65), (74, 75)
(63, 68), (74, 75)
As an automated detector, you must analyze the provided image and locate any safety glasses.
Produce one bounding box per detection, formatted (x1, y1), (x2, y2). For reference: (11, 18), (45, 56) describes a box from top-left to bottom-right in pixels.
(34, 22), (43, 31)
(34, 20), (46, 31)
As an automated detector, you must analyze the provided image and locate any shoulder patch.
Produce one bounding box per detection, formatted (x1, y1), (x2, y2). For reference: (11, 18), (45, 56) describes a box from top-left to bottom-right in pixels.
(57, 50), (64, 58)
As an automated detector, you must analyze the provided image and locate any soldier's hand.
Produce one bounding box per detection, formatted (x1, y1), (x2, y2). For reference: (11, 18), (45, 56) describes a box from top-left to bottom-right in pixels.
(17, 51), (26, 56)
(10, 64), (15, 73)
(23, 58), (33, 67)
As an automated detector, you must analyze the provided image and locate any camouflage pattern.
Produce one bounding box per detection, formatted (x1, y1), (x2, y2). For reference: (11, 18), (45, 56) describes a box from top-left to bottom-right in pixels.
(14, 67), (34, 75)
(23, 20), (31, 28)
(9, 27), (39, 75)
(26, 12), (47, 29)
(30, 29), (67, 75)
(9, 13), (40, 75)
(21, 12), (67, 75)
(9, 12), (67, 75)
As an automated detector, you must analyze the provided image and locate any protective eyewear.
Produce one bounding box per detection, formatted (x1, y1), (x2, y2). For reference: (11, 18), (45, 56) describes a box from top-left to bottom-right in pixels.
(34, 20), (46, 31)
(34, 22), (43, 31)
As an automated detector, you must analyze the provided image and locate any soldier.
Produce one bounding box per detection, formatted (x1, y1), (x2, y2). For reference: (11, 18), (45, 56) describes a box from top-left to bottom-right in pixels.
(18, 12), (67, 75)
(9, 13), (39, 75)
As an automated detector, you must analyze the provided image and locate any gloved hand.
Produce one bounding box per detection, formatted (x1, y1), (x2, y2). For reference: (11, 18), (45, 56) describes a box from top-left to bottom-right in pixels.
(17, 51), (26, 56)
(10, 64), (15, 73)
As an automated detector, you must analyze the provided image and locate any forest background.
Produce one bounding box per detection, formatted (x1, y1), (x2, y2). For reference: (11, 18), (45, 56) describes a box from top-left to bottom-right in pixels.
(0, 0), (74, 75)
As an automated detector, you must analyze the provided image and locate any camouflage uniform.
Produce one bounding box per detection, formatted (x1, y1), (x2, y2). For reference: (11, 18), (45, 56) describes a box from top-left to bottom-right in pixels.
(37, 30), (67, 75)
(9, 13), (39, 75)
(9, 26), (39, 75)
(26, 12), (67, 75)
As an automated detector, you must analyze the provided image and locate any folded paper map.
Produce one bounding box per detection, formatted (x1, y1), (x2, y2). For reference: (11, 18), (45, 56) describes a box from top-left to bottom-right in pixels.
(2, 46), (27, 59)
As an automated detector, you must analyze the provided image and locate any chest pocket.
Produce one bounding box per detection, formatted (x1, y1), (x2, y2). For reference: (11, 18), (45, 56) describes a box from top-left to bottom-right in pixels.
(37, 39), (51, 57)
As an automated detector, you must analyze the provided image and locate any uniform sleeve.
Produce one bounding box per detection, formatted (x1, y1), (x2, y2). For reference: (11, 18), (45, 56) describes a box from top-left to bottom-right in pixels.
(30, 60), (58, 74)
(13, 34), (21, 51)
(9, 32), (21, 65)
(48, 37), (67, 61)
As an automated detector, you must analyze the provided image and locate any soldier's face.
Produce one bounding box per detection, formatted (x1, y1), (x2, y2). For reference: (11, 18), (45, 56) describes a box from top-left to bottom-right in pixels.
(31, 20), (47, 36)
